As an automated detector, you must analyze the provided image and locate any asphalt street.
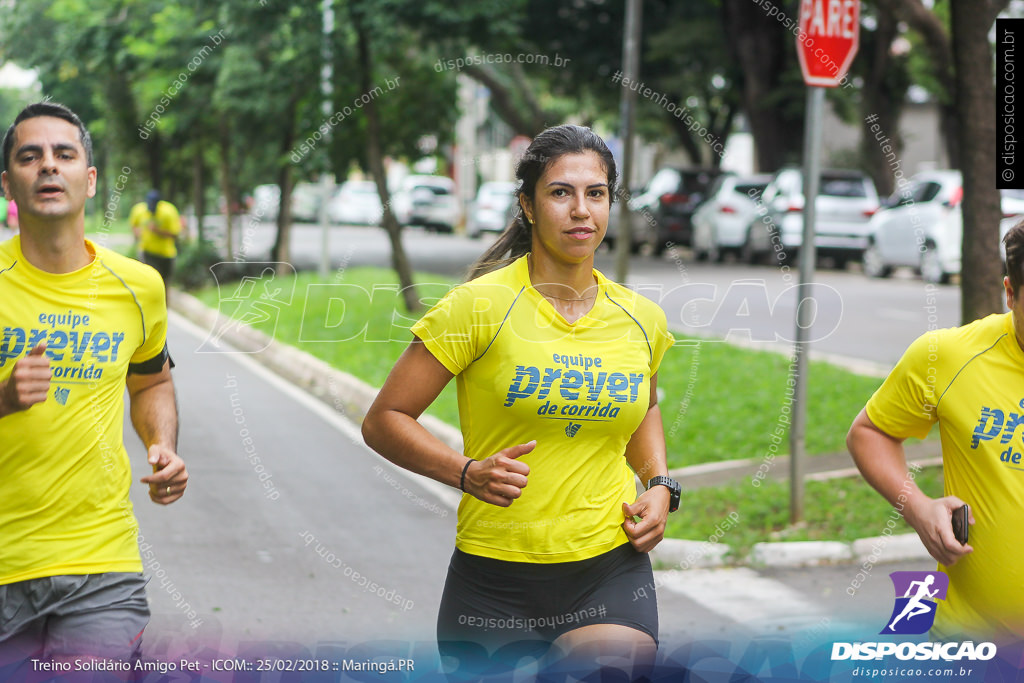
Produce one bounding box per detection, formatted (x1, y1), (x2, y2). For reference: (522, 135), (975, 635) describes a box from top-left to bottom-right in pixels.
(128, 316), (452, 659)
(213, 219), (964, 369)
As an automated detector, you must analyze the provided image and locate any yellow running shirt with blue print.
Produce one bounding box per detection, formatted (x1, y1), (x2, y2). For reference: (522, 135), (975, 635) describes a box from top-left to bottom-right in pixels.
(412, 255), (674, 563)
(0, 236), (167, 585)
(867, 312), (1024, 639)
(130, 200), (181, 258)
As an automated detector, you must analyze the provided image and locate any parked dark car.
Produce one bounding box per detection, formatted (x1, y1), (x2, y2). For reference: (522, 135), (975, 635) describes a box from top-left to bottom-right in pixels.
(627, 167), (725, 254)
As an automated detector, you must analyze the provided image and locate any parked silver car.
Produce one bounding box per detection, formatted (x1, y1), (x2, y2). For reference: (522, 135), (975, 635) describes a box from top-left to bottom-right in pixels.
(327, 180), (383, 225)
(466, 181), (518, 238)
(250, 182), (322, 223)
(392, 175), (461, 233)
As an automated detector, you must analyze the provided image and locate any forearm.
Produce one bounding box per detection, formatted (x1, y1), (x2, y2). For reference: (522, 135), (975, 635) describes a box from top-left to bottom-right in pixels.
(129, 378), (179, 450)
(362, 407), (467, 489)
(847, 409), (930, 520)
(623, 404), (669, 486)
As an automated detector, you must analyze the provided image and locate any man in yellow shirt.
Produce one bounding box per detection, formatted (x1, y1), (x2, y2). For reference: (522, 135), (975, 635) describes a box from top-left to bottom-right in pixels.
(129, 189), (181, 294)
(848, 223), (1024, 641)
(0, 102), (188, 667)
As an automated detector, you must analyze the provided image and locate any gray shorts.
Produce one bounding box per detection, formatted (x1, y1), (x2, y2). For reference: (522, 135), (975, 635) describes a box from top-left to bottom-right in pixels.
(0, 573), (150, 664)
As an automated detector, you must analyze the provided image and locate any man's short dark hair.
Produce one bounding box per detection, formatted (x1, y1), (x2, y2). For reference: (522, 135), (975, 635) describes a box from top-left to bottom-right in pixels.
(3, 102), (94, 172)
(1004, 219), (1024, 297)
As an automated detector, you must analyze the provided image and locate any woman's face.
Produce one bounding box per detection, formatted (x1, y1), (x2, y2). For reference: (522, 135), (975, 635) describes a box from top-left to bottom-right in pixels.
(520, 151), (610, 268)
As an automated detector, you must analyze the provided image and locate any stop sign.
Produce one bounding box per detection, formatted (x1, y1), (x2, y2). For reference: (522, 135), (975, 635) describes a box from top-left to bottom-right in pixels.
(797, 0), (860, 87)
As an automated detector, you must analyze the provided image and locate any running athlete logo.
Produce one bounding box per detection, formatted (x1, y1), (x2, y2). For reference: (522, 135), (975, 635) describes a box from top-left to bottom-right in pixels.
(881, 571), (949, 635)
(199, 262), (295, 353)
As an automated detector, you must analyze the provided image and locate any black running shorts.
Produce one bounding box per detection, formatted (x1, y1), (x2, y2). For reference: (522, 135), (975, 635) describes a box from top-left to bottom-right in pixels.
(437, 542), (658, 658)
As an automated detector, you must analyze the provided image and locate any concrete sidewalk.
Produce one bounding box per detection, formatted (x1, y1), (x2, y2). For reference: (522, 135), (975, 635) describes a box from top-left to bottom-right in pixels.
(169, 288), (934, 571)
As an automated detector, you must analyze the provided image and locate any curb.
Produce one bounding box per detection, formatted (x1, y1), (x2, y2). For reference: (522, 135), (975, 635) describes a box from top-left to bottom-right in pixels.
(170, 289), (934, 571)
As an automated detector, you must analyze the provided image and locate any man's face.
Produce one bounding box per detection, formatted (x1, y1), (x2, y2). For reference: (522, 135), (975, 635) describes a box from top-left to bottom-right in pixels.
(1, 116), (96, 223)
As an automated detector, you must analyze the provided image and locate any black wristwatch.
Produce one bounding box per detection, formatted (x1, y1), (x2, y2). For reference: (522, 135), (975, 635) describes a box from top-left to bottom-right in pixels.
(647, 476), (681, 513)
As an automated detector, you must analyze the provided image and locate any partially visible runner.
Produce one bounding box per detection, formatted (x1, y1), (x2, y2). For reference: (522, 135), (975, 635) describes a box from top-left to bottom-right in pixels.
(129, 189), (181, 302)
(847, 222), (1024, 641)
(0, 102), (188, 673)
(6, 197), (18, 232)
(362, 125), (679, 679)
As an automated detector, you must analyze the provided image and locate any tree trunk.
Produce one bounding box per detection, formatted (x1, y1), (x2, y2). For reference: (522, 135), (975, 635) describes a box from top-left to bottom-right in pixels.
(218, 116), (235, 260)
(193, 148), (206, 243)
(664, 100), (737, 168)
(462, 63), (546, 137)
(860, 6), (903, 198)
(354, 7), (420, 313)
(720, 0), (802, 171)
(146, 132), (163, 193)
(708, 104), (738, 170)
(666, 113), (705, 165)
(952, 0), (1009, 322)
(882, 0), (959, 168)
(272, 97), (299, 264)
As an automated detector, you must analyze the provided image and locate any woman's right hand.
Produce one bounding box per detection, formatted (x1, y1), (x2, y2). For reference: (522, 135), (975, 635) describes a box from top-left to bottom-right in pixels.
(463, 440), (535, 507)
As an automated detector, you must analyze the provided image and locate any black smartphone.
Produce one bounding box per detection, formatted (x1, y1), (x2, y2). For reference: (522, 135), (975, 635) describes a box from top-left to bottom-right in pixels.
(952, 504), (969, 545)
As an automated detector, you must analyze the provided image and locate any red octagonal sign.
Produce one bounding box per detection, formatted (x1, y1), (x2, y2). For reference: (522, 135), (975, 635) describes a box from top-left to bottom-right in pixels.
(797, 0), (860, 88)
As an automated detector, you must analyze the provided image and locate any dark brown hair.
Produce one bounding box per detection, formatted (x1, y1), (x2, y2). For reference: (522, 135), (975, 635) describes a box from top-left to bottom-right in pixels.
(3, 102), (93, 171)
(467, 124), (617, 280)
(1005, 218), (1024, 297)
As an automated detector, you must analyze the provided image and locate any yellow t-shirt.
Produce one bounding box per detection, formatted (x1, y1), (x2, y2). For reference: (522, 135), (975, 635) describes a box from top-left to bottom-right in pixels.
(866, 312), (1024, 640)
(411, 255), (675, 563)
(0, 236), (168, 585)
(130, 200), (181, 258)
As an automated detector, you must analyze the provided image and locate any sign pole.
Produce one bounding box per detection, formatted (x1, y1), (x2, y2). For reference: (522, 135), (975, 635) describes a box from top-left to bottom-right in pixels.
(790, 0), (859, 524)
(790, 85), (825, 524)
(615, 0), (642, 284)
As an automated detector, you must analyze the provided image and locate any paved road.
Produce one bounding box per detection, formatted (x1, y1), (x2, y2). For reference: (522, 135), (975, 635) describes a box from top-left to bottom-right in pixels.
(125, 312), (937, 667)
(130, 315), (452, 658)
(207, 218), (964, 368)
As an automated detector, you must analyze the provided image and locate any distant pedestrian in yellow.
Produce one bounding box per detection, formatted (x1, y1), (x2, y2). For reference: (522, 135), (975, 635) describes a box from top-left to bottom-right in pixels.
(129, 189), (180, 302)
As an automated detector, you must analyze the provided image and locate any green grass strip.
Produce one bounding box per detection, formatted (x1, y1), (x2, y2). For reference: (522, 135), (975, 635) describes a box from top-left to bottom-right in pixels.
(194, 266), (884, 468)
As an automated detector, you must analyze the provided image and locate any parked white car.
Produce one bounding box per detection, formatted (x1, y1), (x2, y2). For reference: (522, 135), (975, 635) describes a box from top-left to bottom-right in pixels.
(391, 175), (461, 233)
(250, 182), (322, 223)
(742, 167), (880, 267)
(291, 182), (325, 223)
(327, 180), (383, 225)
(466, 181), (518, 238)
(252, 184), (280, 222)
(691, 173), (772, 262)
(864, 170), (1024, 283)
